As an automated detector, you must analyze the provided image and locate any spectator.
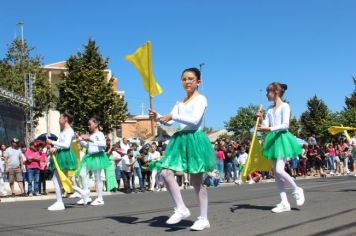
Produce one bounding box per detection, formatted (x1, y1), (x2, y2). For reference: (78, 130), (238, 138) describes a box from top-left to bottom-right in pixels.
(4, 138), (25, 196)
(248, 171), (263, 184)
(299, 145), (308, 177)
(216, 144), (225, 183)
(38, 144), (48, 195)
(0, 144), (7, 196)
(25, 141), (41, 196)
(120, 138), (130, 154)
(121, 149), (135, 193)
(131, 143), (144, 193)
(204, 169), (220, 187)
(225, 148), (234, 183)
(105, 139), (118, 192)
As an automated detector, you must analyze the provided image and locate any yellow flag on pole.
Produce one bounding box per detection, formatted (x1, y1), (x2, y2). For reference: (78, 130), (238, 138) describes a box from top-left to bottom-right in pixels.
(125, 41), (163, 97)
(327, 125), (356, 142)
(242, 106), (272, 182)
(328, 126), (356, 135)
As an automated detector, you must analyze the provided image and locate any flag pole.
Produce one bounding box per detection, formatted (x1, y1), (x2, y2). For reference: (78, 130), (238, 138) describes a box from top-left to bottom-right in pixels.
(147, 41), (155, 137)
(242, 104), (263, 182)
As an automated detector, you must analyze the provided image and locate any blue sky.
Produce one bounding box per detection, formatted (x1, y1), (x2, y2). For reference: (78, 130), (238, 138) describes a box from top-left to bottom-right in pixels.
(1, 1), (355, 129)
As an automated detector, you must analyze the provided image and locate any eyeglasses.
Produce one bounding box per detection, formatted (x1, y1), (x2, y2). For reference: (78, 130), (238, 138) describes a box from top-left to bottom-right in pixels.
(181, 77), (197, 83)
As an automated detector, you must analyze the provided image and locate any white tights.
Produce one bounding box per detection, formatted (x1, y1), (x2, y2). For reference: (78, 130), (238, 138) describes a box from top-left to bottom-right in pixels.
(161, 169), (208, 219)
(273, 159), (298, 204)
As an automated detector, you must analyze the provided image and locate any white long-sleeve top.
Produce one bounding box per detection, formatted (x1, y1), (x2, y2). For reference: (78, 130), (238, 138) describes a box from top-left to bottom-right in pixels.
(52, 128), (75, 150)
(262, 102), (291, 132)
(160, 94), (207, 131)
(80, 131), (106, 155)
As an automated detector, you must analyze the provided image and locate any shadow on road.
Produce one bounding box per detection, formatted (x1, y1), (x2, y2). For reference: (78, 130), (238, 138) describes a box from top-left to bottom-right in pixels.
(230, 204), (301, 213)
(107, 215), (194, 232)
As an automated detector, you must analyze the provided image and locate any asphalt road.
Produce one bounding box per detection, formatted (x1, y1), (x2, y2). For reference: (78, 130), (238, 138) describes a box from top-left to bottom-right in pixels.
(1, 176), (356, 236)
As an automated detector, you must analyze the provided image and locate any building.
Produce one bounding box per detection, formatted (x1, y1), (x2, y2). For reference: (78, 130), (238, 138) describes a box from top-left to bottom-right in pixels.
(35, 61), (125, 140)
(120, 114), (157, 140)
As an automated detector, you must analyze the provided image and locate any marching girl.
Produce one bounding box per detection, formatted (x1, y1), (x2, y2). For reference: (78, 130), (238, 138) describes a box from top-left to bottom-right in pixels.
(76, 117), (110, 206)
(257, 82), (305, 213)
(150, 68), (216, 231)
(46, 112), (78, 211)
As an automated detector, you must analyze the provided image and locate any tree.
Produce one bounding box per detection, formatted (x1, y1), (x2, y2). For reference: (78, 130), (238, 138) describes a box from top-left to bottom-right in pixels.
(0, 38), (55, 126)
(300, 96), (336, 142)
(338, 78), (356, 128)
(289, 116), (301, 137)
(225, 104), (260, 141)
(57, 39), (128, 133)
(345, 77), (356, 110)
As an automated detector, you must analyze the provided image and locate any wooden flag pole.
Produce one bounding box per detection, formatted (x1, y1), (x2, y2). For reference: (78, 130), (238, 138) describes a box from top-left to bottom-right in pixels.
(147, 41), (155, 137)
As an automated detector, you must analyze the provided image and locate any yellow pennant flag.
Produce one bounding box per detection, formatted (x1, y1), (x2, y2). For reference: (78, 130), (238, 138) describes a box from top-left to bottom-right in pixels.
(125, 41), (163, 97)
(328, 126), (356, 135)
(52, 154), (73, 193)
(242, 107), (272, 182)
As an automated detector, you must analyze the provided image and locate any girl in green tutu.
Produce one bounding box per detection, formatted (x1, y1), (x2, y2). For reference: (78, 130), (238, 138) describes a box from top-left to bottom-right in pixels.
(150, 68), (216, 231)
(46, 112), (78, 211)
(77, 117), (109, 206)
(257, 82), (305, 213)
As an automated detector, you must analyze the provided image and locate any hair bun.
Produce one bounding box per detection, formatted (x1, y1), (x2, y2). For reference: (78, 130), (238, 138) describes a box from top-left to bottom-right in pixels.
(281, 84), (288, 91)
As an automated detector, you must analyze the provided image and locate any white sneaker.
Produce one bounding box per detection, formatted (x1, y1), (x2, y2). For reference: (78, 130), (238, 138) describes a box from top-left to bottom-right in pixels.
(48, 202), (65, 211)
(166, 208), (191, 225)
(90, 198), (104, 206)
(161, 187), (167, 192)
(190, 216), (210, 231)
(248, 180), (255, 184)
(271, 202), (291, 213)
(293, 187), (305, 206)
(77, 197), (92, 205)
(69, 192), (81, 198)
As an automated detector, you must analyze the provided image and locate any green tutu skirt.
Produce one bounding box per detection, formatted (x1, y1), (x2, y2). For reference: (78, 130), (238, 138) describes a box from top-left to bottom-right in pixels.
(49, 149), (78, 171)
(263, 130), (302, 160)
(160, 130), (216, 174)
(76, 152), (110, 176)
(148, 161), (162, 171)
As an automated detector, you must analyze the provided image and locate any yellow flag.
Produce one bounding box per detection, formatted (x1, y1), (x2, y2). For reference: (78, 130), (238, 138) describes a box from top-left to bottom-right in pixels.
(242, 108), (272, 182)
(52, 155), (73, 193)
(328, 126), (356, 135)
(125, 41), (163, 97)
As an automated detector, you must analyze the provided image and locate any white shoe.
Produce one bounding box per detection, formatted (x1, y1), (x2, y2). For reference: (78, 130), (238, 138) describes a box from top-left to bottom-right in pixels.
(248, 180), (255, 184)
(77, 197), (92, 205)
(190, 216), (210, 231)
(166, 208), (191, 224)
(90, 198), (104, 206)
(271, 202), (291, 213)
(69, 192), (81, 198)
(161, 187), (167, 192)
(48, 202), (65, 211)
(293, 187), (305, 206)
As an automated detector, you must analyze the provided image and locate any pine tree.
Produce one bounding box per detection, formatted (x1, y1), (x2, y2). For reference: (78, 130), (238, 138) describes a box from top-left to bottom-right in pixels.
(57, 39), (128, 133)
(339, 78), (356, 127)
(345, 77), (356, 110)
(289, 116), (301, 136)
(300, 96), (336, 142)
(0, 38), (54, 126)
